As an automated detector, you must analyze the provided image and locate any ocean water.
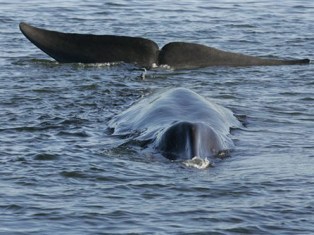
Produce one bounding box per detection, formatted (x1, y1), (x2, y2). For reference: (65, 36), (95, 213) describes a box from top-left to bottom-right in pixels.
(0, 0), (313, 234)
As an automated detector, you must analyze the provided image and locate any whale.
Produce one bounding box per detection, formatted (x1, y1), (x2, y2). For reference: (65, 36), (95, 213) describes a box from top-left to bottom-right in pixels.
(19, 22), (310, 70)
(108, 88), (242, 162)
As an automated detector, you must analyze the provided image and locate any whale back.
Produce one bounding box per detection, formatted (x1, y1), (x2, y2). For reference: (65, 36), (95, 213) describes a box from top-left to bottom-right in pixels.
(109, 88), (241, 159)
(19, 22), (159, 68)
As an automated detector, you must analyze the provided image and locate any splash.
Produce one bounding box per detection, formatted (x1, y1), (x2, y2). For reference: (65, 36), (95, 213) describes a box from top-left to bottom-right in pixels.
(183, 156), (213, 169)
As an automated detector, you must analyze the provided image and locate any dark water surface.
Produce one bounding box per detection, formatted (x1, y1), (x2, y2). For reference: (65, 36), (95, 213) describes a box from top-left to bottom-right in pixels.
(1, 0), (313, 234)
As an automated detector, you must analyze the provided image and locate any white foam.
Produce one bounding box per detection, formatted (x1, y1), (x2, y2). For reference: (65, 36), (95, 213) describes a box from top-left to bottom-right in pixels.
(158, 64), (173, 70)
(183, 156), (213, 169)
(77, 62), (121, 68)
(151, 63), (158, 68)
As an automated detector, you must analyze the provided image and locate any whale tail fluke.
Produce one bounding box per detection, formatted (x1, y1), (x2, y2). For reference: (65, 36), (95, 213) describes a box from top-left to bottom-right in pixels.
(19, 22), (310, 69)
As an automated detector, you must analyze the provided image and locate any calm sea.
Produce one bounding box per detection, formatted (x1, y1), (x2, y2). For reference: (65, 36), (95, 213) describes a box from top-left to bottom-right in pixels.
(0, 0), (313, 234)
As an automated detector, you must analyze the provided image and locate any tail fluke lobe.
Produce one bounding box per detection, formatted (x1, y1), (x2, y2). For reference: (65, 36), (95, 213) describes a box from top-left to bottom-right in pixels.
(158, 42), (310, 69)
(19, 22), (159, 68)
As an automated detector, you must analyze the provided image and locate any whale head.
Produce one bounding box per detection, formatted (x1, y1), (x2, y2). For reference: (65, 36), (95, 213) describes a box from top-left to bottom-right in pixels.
(156, 121), (228, 160)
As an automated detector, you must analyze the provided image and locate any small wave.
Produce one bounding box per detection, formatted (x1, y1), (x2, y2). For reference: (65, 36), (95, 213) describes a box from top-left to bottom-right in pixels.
(12, 58), (58, 66)
(300, 97), (314, 101)
(60, 171), (88, 179)
(6, 124), (62, 132)
(57, 130), (89, 137)
(34, 153), (59, 161)
(183, 156), (213, 169)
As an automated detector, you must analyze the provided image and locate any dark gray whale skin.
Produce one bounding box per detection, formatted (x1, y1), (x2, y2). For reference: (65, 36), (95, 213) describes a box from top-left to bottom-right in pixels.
(19, 22), (310, 69)
(156, 121), (229, 160)
(19, 22), (159, 68)
(158, 42), (310, 70)
(108, 88), (242, 160)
